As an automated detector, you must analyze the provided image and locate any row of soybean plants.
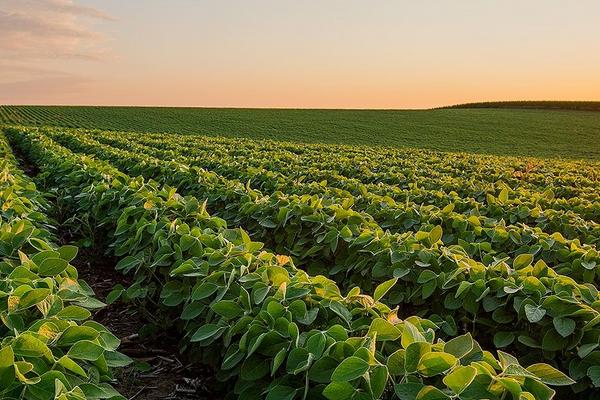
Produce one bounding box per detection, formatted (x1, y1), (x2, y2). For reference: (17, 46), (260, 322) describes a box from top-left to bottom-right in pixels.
(48, 129), (599, 287)
(119, 129), (600, 219)
(31, 127), (600, 395)
(5, 125), (571, 400)
(92, 129), (599, 245)
(0, 133), (129, 399)
(85, 130), (599, 263)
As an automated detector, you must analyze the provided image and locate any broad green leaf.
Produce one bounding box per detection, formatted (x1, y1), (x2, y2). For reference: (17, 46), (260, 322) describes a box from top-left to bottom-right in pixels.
(494, 332), (515, 348)
(368, 318), (401, 341)
(526, 364), (575, 386)
(429, 226), (443, 244)
(524, 304), (546, 323)
(12, 334), (52, 358)
(416, 385), (451, 400)
(265, 385), (297, 400)
(442, 365), (477, 394)
(373, 278), (397, 302)
(190, 324), (225, 342)
(57, 305), (92, 321)
(588, 366), (600, 387)
(0, 346), (15, 387)
(18, 288), (51, 309)
(67, 340), (104, 361)
(417, 352), (457, 376)
(513, 254), (534, 270)
(323, 381), (355, 400)
(444, 334), (474, 359)
(552, 317), (575, 338)
(39, 257), (69, 276)
(331, 356), (369, 382)
(211, 300), (243, 319)
(57, 245), (78, 262)
(401, 321), (426, 349)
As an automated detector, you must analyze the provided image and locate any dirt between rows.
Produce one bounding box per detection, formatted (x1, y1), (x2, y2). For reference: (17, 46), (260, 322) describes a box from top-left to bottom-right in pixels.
(10, 140), (223, 399)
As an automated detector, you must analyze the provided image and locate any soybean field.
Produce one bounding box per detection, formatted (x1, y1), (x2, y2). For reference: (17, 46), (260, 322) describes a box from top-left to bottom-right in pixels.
(1, 105), (600, 160)
(0, 108), (599, 400)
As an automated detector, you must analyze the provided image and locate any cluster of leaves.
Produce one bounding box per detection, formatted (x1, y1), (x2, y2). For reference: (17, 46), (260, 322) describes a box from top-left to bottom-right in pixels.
(106, 128), (599, 228)
(0, 134), (128, 399)
(4, 126), (575, 399)
(46, 131), (599, 285)
(1, 104), (600, 160)
(73, 129), (599, 250)
(41, 128), (600, 394)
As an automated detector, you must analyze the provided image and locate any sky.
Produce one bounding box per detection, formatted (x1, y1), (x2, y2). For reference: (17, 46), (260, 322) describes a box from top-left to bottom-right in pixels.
(1, 0), (599, 109)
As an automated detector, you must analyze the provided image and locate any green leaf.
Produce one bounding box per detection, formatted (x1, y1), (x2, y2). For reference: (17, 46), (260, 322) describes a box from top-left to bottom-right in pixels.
(286, 348), (313, 375)
(369, 365), (388, 399)
(416, 385), (451, 400)
(331, 356), (369, 382)
(493, 332), (515, 348)
(104, 350), (132, 369)
(368, 318), (401, 341)
(395, 383), (425, 400)
(498, 188), (509, 203)
(513, 254), (534, 269)
(405, 342), (431, 374)
(0, 346), (15, 387)
(401, 321), (426, 349)
(211, 300), (243, 319)
(323, 381), (356, 400)
(18, 288), (51, 309)
(12, 333), (52, 358)
(442, 365), (477, 394)
(271, 347), (287, 376)
(429, 226), (443, 244)
(308, 356), (338, 383)
(191, 282), (218, 300)
(67, 340), (104, 361)
(241, 357), (269, 380)
(57, 245), (78, 262)
(265, 385), (297, 400)
(57, 305), (92, 321)
(417, 352), (457, 377)
(588, 366), (600, 387)
(552, 317), (575, 338)
(524, 304), (546, 323)
(443, 334), (474, 359)
(38, 257), (68, 276)
(373, 278), (398, 302)
(57, 355), (87, 378)
(526, 364), (575, 386)
(190, 324), (226, 342)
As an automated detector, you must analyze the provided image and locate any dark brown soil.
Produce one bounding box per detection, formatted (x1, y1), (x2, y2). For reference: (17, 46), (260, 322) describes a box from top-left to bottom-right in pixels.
(73, 247), (223, 399)
(58, 203), (225, 399)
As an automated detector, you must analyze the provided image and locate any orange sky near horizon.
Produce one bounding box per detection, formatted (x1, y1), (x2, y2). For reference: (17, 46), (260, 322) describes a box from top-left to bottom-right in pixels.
(1, 0), (599, 109)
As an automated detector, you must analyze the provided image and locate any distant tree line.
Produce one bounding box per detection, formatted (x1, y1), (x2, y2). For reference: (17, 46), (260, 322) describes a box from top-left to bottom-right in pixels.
(438, 100), (600, 111)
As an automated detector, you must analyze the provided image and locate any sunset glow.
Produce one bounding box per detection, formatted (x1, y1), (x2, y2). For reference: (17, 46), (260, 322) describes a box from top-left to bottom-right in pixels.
(1, 0), (599, 108)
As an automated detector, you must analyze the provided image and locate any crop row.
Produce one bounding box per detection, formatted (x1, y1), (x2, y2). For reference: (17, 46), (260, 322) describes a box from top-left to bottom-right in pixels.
(24, 127), (600, 394)
(92, 130), (600, 244)
(121, 129), (600, 212)
(5, 126), (575, 399)
(47, 129), (600, 287)
(45, 126), (600, 283)
(0, 133), (128, 399)
(87, 130), (600, 249)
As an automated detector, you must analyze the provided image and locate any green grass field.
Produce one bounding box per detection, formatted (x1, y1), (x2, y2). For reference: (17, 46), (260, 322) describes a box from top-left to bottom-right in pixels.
(1, 105), (599, 160)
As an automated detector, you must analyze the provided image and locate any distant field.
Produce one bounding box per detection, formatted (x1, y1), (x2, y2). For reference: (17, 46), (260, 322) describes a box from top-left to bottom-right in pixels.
(1, 105), (599, 160)
(442, 100), (600, 111)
